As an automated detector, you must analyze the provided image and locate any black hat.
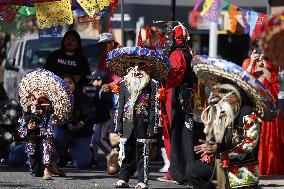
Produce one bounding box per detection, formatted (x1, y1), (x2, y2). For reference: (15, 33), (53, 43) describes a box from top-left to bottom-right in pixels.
(87, 70), (107, 83)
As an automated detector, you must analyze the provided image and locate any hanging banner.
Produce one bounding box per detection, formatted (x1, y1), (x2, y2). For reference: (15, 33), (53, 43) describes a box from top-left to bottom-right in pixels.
(0, 5), (20, 23)
(251, 13), (267, 40)
(249, 11), (259, 36)
(196, 0), (267, 39)
(38, 25), (69, 38)
(201, 0), (213, 16)
(0, 0), (60, 6)
(18, 6), (36, 16)
(240, 8), (249, 34)
(194, 0), (203, 11)
(229, 5), (238, 33)
(78, 15), (100, 25)
(204, 0), (221, 23)
(77, 0), (114, 17)
(35, 0), (73, 29)
(221, 0), (229, 10)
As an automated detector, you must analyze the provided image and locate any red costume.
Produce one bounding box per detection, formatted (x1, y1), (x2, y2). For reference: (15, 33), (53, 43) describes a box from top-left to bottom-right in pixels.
(243, 59), (284, 175)
(97, 53), (121, 87)
(162, 49), (187, 159)
(160, 22), (203, 183)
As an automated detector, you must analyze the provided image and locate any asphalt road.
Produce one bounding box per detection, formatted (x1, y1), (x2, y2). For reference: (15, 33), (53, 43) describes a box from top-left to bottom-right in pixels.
(0, 163), (284, 189)
(0, 162), (190, 189)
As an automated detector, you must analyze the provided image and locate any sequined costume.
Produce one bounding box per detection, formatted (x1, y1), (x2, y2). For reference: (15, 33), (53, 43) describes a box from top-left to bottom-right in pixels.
(106, 45), (170, 188)
(186, 55), (277, 189)
(18, 69), (73, 179)
(115, 79), (159, 185)
(18, 113), (54, 176)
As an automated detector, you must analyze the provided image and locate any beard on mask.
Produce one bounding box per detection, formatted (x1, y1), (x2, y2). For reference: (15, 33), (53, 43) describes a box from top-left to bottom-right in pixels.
(124, 68), (150, 120)
(204, 100), (237, 144)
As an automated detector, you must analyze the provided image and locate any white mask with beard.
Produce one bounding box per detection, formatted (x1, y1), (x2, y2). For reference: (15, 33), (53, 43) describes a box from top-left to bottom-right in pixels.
(211, 100), (236, 143)
(201, 84), (242, 143)
(124, 67), (150, 120)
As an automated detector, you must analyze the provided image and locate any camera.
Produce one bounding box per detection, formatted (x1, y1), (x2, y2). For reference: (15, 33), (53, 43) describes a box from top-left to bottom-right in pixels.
(255, 47), (262, 55)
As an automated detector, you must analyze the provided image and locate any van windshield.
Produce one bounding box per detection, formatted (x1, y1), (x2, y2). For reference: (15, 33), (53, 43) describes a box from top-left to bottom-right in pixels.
(23, 38), (101, 72)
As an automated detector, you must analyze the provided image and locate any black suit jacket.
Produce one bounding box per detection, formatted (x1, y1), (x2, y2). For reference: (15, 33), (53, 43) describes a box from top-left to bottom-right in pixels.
(115, 79), (158, 139)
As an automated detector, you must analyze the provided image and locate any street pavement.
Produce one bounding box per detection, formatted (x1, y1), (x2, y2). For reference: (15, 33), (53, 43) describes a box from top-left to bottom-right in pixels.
(1, 162), (284, 189)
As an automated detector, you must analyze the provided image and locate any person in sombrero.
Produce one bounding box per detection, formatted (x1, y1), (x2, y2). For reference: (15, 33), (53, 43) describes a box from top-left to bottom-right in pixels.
(18, 69), (73, 180)
(106, 45), (170, 189)
(186, 56), (278, 189)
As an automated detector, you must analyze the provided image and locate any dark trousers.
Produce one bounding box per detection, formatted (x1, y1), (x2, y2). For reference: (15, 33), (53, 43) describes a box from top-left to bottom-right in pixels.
(186, 160), (215, 189)
(169, 109), (205, 184)
(28, 148), (44, 177)
(118, 133), (150, 184)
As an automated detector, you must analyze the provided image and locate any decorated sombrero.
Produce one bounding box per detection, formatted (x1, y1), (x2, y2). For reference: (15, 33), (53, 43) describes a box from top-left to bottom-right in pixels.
(106, 47), (171, 81)
(260, 12), (284, 66)
(192, 55), (278, 121)
(18, 69), (73, 125)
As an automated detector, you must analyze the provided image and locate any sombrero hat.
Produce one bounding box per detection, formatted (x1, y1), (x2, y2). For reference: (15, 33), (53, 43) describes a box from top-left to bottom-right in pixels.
(192, 55), (278, 121)
(18, 69), (73, 125)
(260, 12), (284, 66)
(106, 46), (171, 81)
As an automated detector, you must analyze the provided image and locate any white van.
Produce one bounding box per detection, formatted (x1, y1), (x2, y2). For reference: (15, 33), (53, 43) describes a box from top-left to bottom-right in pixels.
(2, 36), (101, 100)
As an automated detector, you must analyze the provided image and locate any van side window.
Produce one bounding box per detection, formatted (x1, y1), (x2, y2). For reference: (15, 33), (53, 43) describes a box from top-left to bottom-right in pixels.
(7, 41), (20, 59)
(15, 42), (23, 67)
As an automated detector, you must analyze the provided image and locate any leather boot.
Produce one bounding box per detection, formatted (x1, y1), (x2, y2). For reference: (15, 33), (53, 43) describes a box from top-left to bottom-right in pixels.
(49, 164), (66, 177)
(43, 167), (53, 180)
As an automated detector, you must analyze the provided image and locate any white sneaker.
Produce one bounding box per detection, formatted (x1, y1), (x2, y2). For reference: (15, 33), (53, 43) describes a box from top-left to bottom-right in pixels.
(159, 161), (170, 173)
(113, 180), (129, 188)
(159, 147), (170, 173)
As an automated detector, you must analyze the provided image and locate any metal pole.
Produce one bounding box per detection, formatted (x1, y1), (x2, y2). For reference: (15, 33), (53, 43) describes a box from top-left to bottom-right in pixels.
(171, 0), (176, 21)
(121, 0), (125, 46)
(209, 21), (218, 57)
(267, 0), (270, 16)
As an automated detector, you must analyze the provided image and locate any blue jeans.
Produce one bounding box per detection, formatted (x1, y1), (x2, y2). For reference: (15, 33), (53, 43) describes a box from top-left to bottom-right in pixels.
(53, 127), (72, 166)
(72, 136), (93, 168)
(53, 127), (93, 168)
(8, 143), (28, 166)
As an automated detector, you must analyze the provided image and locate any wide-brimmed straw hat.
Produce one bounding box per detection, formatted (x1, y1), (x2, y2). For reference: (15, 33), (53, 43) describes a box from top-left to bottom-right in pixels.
(106, 46), (171, 81)
(260, 12), (284, 66)
(18, 69), (73, 125)
(192, 55), (278, 121)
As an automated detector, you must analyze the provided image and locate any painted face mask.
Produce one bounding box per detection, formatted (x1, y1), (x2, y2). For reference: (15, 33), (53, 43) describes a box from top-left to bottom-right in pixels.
(28, 91), (51, 115)
(163, 21), (190, 55)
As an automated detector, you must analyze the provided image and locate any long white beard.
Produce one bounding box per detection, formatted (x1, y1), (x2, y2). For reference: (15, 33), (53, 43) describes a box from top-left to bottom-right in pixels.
(124, 69), (150, 120)
(205, 101), (236, 144)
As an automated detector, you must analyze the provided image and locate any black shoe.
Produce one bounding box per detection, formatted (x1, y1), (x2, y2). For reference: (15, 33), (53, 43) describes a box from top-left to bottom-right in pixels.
(93, 160), (98, 166)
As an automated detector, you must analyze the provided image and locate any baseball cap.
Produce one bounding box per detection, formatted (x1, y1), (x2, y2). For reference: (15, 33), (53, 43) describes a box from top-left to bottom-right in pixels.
(98, 33), (114, 44)
(87, 70), (107, 83)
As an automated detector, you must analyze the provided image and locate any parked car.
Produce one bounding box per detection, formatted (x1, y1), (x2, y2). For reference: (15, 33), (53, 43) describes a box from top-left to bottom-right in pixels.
(2, 36), (102, 100)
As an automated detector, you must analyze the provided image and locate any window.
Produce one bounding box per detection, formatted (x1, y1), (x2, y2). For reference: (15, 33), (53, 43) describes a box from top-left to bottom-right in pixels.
(23, 38), (101, 70)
